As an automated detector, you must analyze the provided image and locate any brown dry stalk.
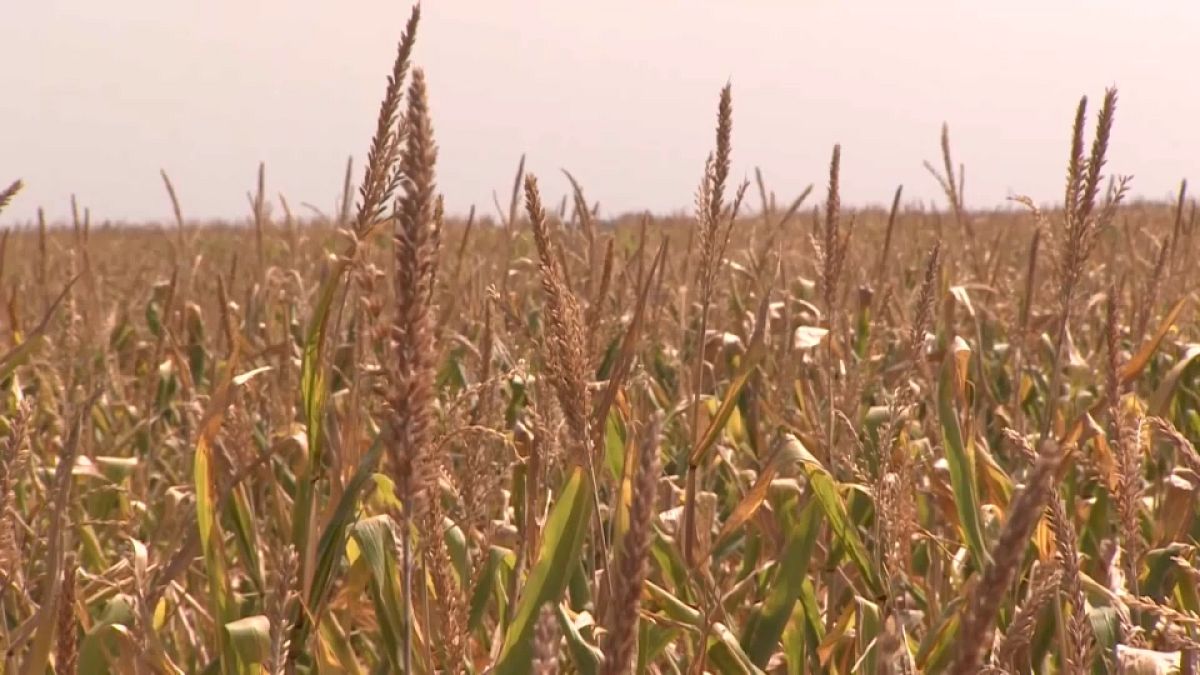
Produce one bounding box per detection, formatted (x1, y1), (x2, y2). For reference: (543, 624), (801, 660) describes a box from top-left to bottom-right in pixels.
(16, 393), (94, 675)
(253, 162), (267, 275)
(1103, 284), (1122, 435)
(0, 180), (22, 216)
(525, 171), (613, 607)
(910, 241), (941, 358)
(752, 184), (813, 281)
(1041, 88), (1126, 442)
(388, 64), (441, 519)
(158, 168), (190, 286)
(588, 238), (615, 347)
(684, 85), (736, 568)
(816, 144), (851, 320)
(340, 6), (420, 383)
(1168, 178), (1188, 268)
(939, 124), (963, 219)
(54, 554), (78, 675)
(355, 5), (420, 237)
(1122, 594), (1200, 629)
(708, 83), (732, 228)
(525, 174), (592, 464)
(952, 440), (1063, 674)
(562, 169), (597, 292)
(997, 562), (1061, 670)
(874, 184), (904, 287)
(875, 241), (941, 586)
(924, 124), (977, 273)
(1010, 228), (1041, 434)
(901, 239), (941, 394)
(815, 143), (852, 478)
(1150, 417), (1200, 476)
(692, 155), (719, 313)
(497, 154), (526, 299)
(425, 475), (466, 668)
(755, 166), (771, 224)
(267, 543), (298, 675)
(1134, 235), (1169, 342)
(460, 300), (498, 575)
(385, 64), (442, 673)
(0, 402), (30, 586)
(876, 469), (913, 583)
(1106, 294), (1144, 592)
(1049, 489), (1093, 672)
(340, 155), (355, 227)
(602, 414), (663, 675)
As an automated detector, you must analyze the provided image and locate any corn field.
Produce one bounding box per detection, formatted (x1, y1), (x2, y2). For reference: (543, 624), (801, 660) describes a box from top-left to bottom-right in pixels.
(3, 6), (1200, 674)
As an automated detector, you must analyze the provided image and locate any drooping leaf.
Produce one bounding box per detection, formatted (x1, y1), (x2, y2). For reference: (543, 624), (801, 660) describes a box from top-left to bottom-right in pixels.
(791, 435), (883, 597)
(557, 603), (601, 675)
(689, 341), (768, 467)
(792, 325), (829, 350)
(741, 498), (823, 666)
(79, 594), (136, 675)
(224, 615), (272, 665)
(350, 514), (408, 673)
(1149, 344), (1200, 416)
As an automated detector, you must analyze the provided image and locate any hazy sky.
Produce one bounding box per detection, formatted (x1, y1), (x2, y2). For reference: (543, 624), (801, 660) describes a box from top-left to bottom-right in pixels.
(4, 2), (1198, 226)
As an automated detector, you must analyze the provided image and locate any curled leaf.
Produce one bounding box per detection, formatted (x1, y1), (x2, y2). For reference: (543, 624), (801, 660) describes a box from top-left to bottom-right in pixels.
(793, 325), (829, 351)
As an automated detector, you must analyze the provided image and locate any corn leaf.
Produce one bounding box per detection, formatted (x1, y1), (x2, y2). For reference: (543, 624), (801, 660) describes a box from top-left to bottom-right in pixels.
(741, 498), (822, 666)
(350, 514), (408, 673)
(494, 465), (594, 674)
(937, 348), (990, 568)
(79, 594), (136, 675)
(689, 342), (768, 467)
(855, 597), (882, 674)
(792, 435), (883, 597)
(557, 602), (601, 675)
(224, 615), (271, 665)
(288, 430), (385, 658)
(1150, 344), (1200, 416)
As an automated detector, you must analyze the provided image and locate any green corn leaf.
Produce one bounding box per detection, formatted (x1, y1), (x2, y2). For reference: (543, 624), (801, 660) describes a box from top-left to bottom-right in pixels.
(741, 498), (823, 666)
(289, 431), (385, 660)
(855, 597), (883, 674)
(224, 615), (272, 666)
(293, 261), (347, 593)
(646, 580), (703, 627)
(791, 435), (883, 597)
(707, 622), (767, 675)
(194, 374), (239, 675)
(915, 596), (963, 672)
(228, 483), (265, 595)
(469, 545), (515, 631)
(689, 342), (768, 467)
(79, 594), (136, 675)
(494, 465), (594, 674)
(351, 514), (408, 673)
(557, 602), (601, 675)
(1150, 344), (1200, 416)
(638, 621), (680, 674)
(938, 345), (990, 568)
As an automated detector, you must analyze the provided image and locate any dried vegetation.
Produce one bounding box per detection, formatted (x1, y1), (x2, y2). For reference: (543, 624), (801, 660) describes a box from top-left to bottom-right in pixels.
(2, 7), (1200, 674)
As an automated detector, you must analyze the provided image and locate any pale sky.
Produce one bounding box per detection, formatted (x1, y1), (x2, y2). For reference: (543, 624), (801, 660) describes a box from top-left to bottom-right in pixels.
(4, 2), (1197, 226)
